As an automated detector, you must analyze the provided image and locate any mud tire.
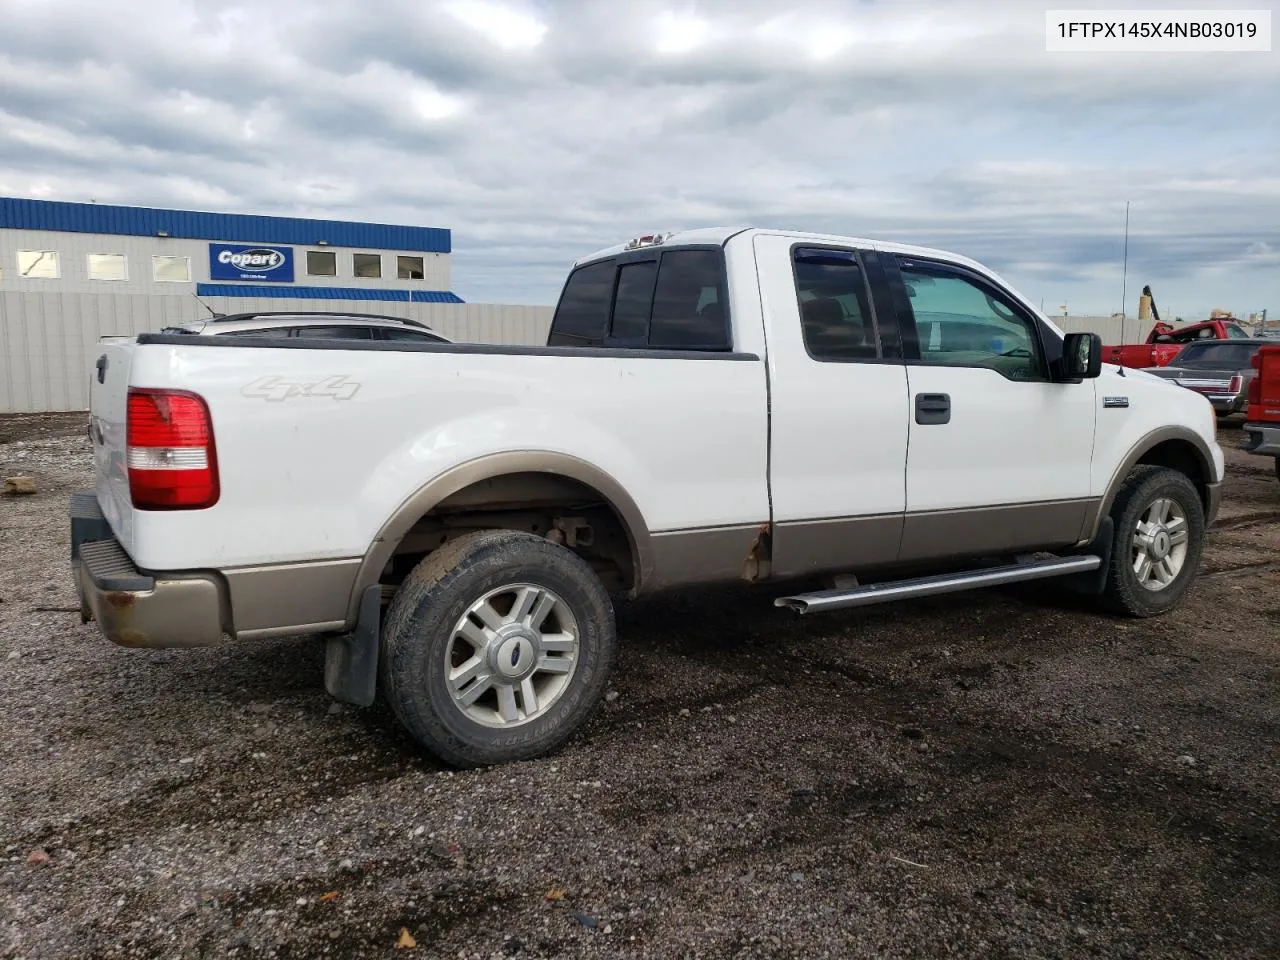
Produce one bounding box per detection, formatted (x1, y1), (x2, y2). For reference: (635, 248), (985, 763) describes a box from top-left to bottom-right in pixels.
(1098, 465), (1205, 618)
(378, 529), (616, 768)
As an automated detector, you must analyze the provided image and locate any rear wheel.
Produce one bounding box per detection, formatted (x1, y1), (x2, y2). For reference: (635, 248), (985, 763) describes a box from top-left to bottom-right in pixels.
(1098, 465), (1205, 617)
(378, 529), (617, 768)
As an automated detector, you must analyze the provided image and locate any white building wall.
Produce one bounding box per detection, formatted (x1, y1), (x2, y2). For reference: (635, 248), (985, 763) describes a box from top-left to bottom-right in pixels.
(0, 292), (553, 413)
(0, 228), (451, 294)
(0, 296), (1171, 416)
(1055, 315), (1128, 344)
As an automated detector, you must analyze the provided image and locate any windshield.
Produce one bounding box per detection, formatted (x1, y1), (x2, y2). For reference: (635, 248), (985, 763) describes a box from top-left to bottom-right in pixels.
(1174, 342), (1259, 366)
(1227, 323), (1250, 338)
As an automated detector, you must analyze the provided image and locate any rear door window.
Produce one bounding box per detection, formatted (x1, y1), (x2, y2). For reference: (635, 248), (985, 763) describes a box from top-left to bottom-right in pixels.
(380, 327), (447, 342)
(792, 247), (879, 360)
(293, 325), (375, 339)
(227, 327), (291, 338)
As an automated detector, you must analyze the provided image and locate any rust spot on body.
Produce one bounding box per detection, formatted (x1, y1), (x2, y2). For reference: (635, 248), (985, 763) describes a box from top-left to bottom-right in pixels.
(743, 522), (773, 582)
(104, 591), (136, 610)
(110, 630), (150, 647)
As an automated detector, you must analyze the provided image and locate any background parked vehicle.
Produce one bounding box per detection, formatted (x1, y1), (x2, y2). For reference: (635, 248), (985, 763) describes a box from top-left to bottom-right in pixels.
(1242, 344), (1280, 483)
(1145, 339), (1273, 420)
(160, 311), (452, 343)
(1101, 285), (1250, 369)
(1103, 317), (1251, 370)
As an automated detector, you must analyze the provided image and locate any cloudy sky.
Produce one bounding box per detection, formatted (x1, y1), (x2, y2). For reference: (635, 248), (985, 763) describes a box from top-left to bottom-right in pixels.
(1, 0), (1276, 319)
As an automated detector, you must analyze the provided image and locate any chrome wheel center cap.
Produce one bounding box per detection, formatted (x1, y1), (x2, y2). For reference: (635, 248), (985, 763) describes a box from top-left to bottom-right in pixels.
(1150, 528), (1171, 560)
(491, 625), (538, 680)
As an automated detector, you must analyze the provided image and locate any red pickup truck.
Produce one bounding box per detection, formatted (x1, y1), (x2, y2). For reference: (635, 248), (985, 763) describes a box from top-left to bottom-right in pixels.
(1243, 344), (1280, 483)
(1103, 318), (1252, 369)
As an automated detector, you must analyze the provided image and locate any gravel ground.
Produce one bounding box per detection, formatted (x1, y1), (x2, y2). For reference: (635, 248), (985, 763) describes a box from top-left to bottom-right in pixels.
(1, 411), (1277, 960)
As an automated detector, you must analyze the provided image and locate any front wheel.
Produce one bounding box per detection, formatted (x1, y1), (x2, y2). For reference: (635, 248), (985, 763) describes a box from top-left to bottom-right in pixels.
(378, 529), (617, 768)
(1098, 465), (1206, 617)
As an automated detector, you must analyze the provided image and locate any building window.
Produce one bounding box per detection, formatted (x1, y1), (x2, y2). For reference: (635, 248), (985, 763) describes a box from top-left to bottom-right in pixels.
(353, 253), (382, 278)
(17, 250), (59, 279)
(307, 250), (337, 277)
(87, 253), (128, 281)
(153, 256), (191, 283)
(397, 255), (425, 280)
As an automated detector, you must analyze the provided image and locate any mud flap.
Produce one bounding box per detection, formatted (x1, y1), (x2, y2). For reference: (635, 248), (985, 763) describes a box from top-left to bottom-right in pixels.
(1062, 515), (1115, 596)
(324, 584), (381, 707)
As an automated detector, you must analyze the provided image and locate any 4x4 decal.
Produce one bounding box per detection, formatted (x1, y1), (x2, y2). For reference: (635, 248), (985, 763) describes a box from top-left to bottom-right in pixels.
(241, 375), (361, 402)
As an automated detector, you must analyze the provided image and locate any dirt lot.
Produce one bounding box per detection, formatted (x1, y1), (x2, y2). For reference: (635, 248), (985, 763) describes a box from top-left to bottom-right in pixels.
(1, 411), (1277, 960)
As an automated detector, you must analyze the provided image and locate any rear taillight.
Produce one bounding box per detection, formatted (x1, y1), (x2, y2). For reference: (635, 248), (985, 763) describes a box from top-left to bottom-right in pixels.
(126, 388), (219, 509)
(1228, 375), (1243, 395)
(1248, 375), (1261, 406)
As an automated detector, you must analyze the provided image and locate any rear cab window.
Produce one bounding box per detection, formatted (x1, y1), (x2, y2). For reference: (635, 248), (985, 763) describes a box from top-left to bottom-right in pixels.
(546, 246), (731, 351)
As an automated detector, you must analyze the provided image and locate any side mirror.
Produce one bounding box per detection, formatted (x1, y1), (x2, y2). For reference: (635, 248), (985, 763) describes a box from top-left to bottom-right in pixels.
(1061, 332), (1102, 381)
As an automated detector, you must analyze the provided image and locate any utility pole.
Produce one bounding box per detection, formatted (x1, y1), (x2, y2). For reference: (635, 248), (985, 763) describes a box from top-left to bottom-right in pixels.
(1120, 200), (1130, 340)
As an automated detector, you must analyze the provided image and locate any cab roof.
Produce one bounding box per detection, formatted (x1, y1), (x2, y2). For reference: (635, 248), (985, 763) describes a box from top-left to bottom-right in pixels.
(571, 226), (991, 275)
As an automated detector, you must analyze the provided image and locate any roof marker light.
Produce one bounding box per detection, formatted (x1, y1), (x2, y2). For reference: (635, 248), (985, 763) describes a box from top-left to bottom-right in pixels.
(624, 232), (673, 250)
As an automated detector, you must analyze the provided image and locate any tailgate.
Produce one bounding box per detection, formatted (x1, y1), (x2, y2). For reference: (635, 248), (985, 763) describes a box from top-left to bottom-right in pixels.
(1251, 346), (1280, 422)
(88, 338), (139, 555)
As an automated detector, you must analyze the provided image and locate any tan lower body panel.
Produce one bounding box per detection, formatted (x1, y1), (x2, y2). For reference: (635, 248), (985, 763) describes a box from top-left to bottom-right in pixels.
(897, 499), (1097, 563)
(768, 515), (903, 579)
(223, 558), (362, 638)
(647, 524), (765, 590)
(213, 500), (1101, 635)
(643, 500), (1100, 592)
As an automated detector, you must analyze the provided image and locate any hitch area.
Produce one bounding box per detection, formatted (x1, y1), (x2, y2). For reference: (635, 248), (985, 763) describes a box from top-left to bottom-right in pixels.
(775, 554), (1103, 615)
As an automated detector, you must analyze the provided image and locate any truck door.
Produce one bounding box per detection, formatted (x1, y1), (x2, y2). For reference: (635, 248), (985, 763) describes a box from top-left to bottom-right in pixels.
(752, 234), (911, 578)
(883, 252), (1097, 561)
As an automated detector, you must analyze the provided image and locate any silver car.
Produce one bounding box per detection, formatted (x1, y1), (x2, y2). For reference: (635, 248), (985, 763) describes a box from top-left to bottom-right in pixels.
(160, 311), (451, 344)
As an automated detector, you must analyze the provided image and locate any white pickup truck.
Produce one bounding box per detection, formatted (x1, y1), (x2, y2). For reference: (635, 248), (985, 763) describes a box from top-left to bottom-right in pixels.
(71, 226), (1224, 767)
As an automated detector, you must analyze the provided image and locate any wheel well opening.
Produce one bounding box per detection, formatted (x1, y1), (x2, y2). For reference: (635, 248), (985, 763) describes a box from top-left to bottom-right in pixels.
(1136, 439), (1209, 508)
(383, 472), (638, 596)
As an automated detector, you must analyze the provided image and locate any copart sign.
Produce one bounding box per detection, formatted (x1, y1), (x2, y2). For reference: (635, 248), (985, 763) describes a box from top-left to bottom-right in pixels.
(209, 243), (295, 282)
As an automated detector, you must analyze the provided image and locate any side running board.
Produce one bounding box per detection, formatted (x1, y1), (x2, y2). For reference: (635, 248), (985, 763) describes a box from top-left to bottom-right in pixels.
(774, 555), (1102, 615)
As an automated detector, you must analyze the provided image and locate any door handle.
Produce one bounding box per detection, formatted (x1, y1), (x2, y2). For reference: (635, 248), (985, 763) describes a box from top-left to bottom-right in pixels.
(915, 392), (951, 425)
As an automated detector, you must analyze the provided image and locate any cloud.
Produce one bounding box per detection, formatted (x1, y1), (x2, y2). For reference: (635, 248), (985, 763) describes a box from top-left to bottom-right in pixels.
(0, 0), (1276, 318)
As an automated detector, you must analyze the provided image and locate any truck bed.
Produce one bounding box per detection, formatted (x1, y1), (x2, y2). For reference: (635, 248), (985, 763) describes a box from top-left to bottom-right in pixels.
(91, 333), (771, 573)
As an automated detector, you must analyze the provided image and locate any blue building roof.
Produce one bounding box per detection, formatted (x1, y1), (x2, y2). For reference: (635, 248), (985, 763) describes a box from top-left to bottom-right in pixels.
(0, 196), (450, 253)
(197, 283), (464, 303)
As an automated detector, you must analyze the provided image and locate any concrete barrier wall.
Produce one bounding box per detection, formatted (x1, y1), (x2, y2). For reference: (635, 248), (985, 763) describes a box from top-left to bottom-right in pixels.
(0, 292), (554, 413)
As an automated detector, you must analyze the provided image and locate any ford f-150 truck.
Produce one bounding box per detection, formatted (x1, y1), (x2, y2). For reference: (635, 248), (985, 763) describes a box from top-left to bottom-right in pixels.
(1243, 343), (1280, 483)
(70, 227), (1224, 767)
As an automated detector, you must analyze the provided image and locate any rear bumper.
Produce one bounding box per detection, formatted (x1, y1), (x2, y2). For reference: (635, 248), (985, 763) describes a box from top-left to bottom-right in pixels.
(1207, 394), (1246, 415)
(1242, 422), (1280, 458)
(69, 491), (229, 649)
